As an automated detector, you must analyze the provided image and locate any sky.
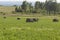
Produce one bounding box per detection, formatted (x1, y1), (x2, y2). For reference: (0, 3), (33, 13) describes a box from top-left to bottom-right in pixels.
(0, 0), (59, 6)
(0, 0), (60, 3)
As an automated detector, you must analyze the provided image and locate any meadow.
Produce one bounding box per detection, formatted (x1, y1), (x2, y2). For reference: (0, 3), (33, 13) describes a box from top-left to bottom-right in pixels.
(0, 6), (60, 40)
(0, 16), (59, 40)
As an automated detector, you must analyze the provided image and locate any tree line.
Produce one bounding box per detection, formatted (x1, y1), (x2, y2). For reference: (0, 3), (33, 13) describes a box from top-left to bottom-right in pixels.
(15, 0), (60, 15)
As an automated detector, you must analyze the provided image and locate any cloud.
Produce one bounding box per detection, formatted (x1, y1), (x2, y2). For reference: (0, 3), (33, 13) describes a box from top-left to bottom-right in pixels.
(57, 0), (60, 3)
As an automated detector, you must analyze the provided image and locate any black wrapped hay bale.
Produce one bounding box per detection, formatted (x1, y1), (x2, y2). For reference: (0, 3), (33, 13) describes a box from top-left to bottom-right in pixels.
(26, 18), (39, 22)
(53, 19), (59, 22)
(17, 18), (20, 20)
(26, 18), (34, 22)
(3, 13), (6, 15)
(33, 18), (39, 22)
(3, 17), (6, 19)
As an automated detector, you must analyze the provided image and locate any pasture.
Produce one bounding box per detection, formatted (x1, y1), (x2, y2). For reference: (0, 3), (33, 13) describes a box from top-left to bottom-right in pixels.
(0, 6), (60, 40)
(0, 16), (59, 40)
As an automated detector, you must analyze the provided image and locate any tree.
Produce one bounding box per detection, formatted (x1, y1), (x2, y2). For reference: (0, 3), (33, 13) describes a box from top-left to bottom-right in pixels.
(21, 1), (31, 12)
(35, 1), (40, 13)
(21, 1), (27, 12)
(35, 1), (44, 13)
(15, 7), (18, 12)
(45, 0), (57, 15)
(18, 6), (22, 12)
(29, 3), (33, 13)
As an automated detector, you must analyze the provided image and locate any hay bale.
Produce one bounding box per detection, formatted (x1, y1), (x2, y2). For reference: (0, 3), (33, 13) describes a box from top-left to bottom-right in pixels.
(3, 13), (5, 15)
(0, 12), (3, 13)
(33, 18), (39, 22)
(53, 19), (59, 22)
(3, 17), (6, 19)
(26, 18), (34, 22)
(26, 18), (39, 22)
(17, 18), (20, 20)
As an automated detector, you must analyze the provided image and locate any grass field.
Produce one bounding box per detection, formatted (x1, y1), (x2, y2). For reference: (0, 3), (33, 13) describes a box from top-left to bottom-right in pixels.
(0, 16), (59, 40)
(0, 6), (60, 40)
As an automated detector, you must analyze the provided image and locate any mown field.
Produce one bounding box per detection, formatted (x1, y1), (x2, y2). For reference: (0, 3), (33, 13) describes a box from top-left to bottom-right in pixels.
(0, 6), (60, 40)
(0, 16), (59, 40)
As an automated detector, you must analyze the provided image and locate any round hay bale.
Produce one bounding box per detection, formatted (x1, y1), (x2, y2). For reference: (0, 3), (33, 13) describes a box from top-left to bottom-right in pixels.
(3, 13), (6, 15)
(53, 19), (59, 22)
(17, 18), (20, 20)
(26, 18), (34, 22)
(0, 12), (3, 13)
(3, 17), (6, 19)
(33, 18), (39, 22)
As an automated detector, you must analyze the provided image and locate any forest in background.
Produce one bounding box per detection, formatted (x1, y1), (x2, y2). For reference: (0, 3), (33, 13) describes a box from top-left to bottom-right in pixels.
(14, 0), (60, 16)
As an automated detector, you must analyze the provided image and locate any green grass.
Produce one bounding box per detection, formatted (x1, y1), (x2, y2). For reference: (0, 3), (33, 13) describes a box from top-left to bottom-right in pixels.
(0, 16), (59, 40)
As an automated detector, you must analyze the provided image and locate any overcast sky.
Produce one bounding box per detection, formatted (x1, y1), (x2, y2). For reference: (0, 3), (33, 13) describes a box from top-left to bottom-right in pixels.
(0, 0), (60, 3)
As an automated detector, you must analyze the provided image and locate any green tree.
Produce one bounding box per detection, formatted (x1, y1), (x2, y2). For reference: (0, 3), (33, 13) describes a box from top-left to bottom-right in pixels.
(35, 1), (44, 13)
(29, 3), (33, 13)
(15, 7), (18, 12)
(21, 1), (28, 12)
(45, 0), (57, 15)
(35, 1), (40, 13)
(21, 1), (31, 13)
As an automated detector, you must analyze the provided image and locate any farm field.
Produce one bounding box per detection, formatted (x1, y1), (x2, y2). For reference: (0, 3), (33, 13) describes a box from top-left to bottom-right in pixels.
(0, 6), (60, 40)
(0, 16), (59, 40)
(0, 0), (60, 39)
